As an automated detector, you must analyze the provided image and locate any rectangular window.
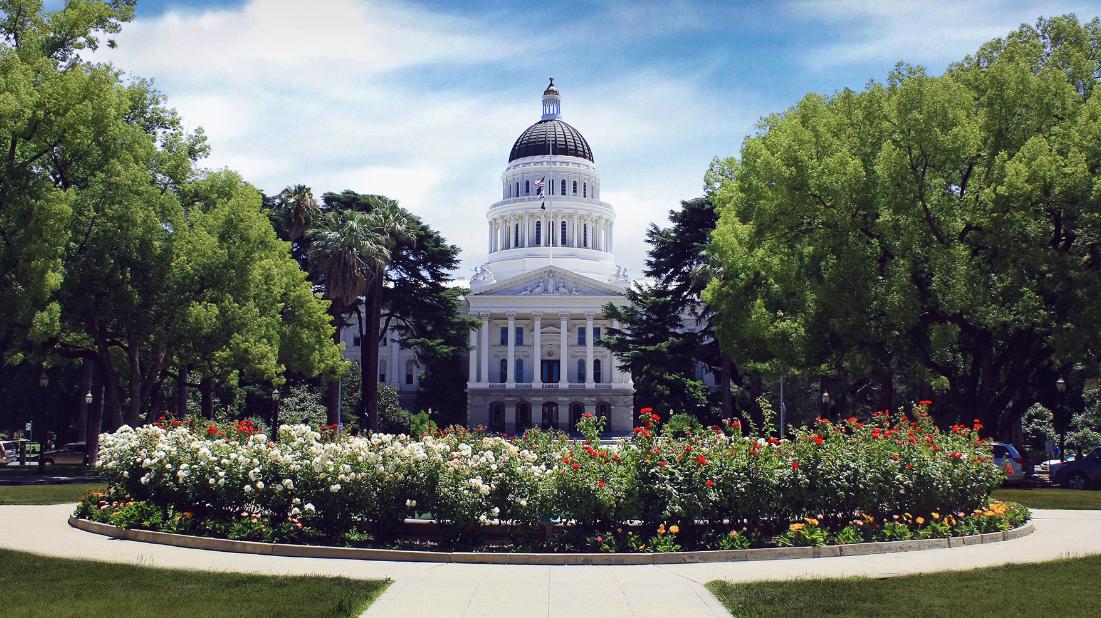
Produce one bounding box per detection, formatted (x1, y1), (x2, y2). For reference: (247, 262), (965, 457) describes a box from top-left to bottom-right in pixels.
(577, 326), (586, 346)
(561, 221), (567, 246)
(593, 327), (601, 344)
(353, 335), (361, 347)
(515, 326), (524, 346)
(572, 180), (578, 195)
(500, 326), (508, 346)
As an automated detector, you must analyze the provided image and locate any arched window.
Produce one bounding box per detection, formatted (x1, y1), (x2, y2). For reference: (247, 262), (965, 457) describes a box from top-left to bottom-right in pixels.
(499, 358), (508, 383)
(550, 179), (555, 195)
(525, 180), (530, 195)
(561, 179), (567, 195)
(515, 358), (524, 383)
(515, 182), (519, 197)
(560, 220), (567, 245)
(379, 360), (387, 383)
(572, 180), (578, 195)
(405, 360), (415, 385)
(514, 223), (520, 247)
(583, 224), (588, 248)
(593, 359), (602, 384)
(516, 402), (532, 432)
(576, 358), (585, 383)
(535, 221), (542, 246)
(570, 402), (584, 432)
(583, 182), (587, 198)
(597, 402), (610, 422)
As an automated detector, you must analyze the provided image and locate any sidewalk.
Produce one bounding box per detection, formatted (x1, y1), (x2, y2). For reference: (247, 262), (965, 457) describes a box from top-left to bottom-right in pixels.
(1, 504), (1098, 617)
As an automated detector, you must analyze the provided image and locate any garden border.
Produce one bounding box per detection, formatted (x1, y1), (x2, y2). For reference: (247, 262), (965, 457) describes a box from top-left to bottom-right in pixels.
(67, 516), (1034, 565)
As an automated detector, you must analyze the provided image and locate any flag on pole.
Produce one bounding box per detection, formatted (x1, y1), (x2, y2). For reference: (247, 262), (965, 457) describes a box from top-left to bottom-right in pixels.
(540, 201), (545, 209)
(535, 176), (545, 196)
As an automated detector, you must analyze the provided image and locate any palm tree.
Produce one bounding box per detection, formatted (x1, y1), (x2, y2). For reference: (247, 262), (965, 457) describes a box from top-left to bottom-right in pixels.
(357, 202), (415, 432)
(307, 210), (390, 424)
(274, 184), (321, 242)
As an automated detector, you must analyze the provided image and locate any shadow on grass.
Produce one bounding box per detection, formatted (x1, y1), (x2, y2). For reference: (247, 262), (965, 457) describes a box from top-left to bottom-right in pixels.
(0, 548), (389, 618)
(992, 487), (1101, 510)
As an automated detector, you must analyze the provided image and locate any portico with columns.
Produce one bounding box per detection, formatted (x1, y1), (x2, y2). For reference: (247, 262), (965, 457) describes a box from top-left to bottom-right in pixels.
(466, 78), (635, 435)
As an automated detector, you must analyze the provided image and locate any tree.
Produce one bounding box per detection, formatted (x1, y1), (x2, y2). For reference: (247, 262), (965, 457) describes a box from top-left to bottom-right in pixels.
(604, 197), (728, 422)
(306, 209), (389, 424)
(705, 15), (1101, 437)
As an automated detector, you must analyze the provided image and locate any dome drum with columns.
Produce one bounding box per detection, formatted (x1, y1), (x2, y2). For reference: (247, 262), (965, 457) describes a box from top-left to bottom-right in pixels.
(466, 78), (634, 435)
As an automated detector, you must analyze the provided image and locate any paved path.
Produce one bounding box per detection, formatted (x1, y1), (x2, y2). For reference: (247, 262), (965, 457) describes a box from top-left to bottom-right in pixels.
(2, 505), (1100, 617)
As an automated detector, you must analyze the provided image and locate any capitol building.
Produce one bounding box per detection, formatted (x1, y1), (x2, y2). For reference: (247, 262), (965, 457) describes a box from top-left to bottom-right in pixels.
(343, 79), (637, 434)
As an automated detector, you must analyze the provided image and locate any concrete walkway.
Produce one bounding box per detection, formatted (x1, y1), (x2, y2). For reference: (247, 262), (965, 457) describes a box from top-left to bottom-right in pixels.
(1, 505), (1099, 617)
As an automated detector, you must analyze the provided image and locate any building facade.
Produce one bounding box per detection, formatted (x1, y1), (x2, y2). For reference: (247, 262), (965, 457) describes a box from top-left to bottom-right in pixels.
(464, 79), (635, 435)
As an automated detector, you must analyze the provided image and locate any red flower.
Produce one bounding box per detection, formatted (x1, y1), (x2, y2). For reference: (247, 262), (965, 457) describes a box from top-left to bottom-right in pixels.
(812, 434), (825, 446)
(695, 456), (707, 465)
(791, 460), (800, 470)
(582, 412), (593, 419)
(767, 437), (780, 445)
(597, 481), (606, 488)
(705, 479), (715, 487)
(640, 407), (653, 415)
(918, 399), (932, 407)
(658, 460), (667, 467)
(571, 462), (580, 470)
(207, 425), (219, 437)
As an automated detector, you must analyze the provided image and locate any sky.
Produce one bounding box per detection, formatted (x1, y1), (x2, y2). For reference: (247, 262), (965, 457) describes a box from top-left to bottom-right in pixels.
(80, 0), (1098, 281)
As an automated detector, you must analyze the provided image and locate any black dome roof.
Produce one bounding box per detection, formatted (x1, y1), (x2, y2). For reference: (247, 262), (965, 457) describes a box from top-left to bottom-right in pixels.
(508, 119), (593, 163)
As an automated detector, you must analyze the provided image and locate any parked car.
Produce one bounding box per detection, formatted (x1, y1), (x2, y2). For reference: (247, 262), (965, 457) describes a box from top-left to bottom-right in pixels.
(1054, 448), (1101, 490)
(41, 442), (86, 465)
(1040, 454), (1076, 477)
(991, 442), (1028, 483)
(0, 440), (18, 464)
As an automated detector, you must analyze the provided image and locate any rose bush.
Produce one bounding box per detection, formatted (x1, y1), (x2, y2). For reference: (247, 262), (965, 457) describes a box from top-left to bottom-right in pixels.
(82, 402), (1027, 551)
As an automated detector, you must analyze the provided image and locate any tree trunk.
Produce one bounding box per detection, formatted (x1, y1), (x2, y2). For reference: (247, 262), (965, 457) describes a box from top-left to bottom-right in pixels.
(719, 352), (733, 419)
(77, 359), (92, 443)
(126, 334), (143, 427)
(176, 362), (188, 416)
(200, 375), (214, 420)
(146, 378), (164, 425)
(362, 277), (384, 431)
(86, 371), (104, 467)
(88, 320), (124, 429)
(325, 312), (343, 425)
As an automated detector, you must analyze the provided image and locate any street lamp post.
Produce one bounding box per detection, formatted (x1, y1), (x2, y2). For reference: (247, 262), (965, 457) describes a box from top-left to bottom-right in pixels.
(37, 370), (48, 474)
(271, 389), (280, 443)
(1055, 376), (1073, 460)
(83, 391), (93, 466)
(821, 390), (832, 421)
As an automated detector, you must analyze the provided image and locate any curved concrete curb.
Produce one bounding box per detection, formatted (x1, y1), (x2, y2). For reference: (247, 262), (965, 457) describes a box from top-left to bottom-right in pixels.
(67, 516), (1034, 565)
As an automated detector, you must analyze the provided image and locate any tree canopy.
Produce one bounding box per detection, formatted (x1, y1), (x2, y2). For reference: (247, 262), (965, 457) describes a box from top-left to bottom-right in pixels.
(705, 15), (1101, 437)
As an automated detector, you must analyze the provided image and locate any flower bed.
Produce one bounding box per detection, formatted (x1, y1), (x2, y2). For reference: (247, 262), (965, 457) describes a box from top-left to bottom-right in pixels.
(77, 404), (1030, 552)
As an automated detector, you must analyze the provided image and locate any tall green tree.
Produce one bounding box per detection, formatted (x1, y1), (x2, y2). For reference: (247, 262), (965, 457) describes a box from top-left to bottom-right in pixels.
(604, 197), (727, 421)
(705, 15), (1101, 437)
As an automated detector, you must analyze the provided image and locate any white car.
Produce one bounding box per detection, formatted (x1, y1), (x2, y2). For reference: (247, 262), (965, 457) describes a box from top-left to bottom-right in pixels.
(1040, 454), (1075, 477)
(991, 442), (1027, 483)
(0, 440), (19, 464)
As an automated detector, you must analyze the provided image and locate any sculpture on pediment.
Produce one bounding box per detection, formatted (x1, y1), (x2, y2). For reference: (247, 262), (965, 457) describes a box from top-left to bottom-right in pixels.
(471, 264), (496, 284)
(516, 272), (587, 296)
(614, 265), (630, 283)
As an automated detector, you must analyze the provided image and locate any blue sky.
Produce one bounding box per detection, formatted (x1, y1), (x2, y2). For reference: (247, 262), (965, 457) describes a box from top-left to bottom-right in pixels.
(84, 0), (1097, 279)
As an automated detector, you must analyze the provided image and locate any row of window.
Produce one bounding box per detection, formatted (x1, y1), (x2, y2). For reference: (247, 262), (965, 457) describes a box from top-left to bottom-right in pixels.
(511, 220), (591, 249)
(377, 359), (417, 385)
(498, 326), (601, 346)
(498, 358), (603, 383)
(505, 178), (593, 199)
(488, 401), (611, 432)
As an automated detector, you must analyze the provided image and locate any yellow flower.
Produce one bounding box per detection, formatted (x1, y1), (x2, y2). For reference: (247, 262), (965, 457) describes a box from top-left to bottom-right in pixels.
(657, 524), (666, 535)
(728, 530), (739, 538)
(904, 512), (912, 520)
(669, 524), (680, 535)
(804, 517), (819, 526)
(789, 523), (805, 533)
(932, 512), (940, 520)
(916, 517), (925, 525)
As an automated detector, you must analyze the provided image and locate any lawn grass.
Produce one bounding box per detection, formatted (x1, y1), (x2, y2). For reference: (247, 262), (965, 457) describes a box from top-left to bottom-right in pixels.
(707, 554), (1101, 618)
(0, 463), (95, 477)
(993, 487), (1101, 510)
(0, 482), (105, 505)
(0, 548), (388, 618)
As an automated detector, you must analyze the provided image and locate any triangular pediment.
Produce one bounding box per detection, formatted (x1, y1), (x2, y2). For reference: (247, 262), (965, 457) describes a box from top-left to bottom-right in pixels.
(471, 266), (625, 297)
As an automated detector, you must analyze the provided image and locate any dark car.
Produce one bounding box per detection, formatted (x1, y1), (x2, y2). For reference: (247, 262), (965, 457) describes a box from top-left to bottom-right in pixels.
(1054, 448), (1101, 490)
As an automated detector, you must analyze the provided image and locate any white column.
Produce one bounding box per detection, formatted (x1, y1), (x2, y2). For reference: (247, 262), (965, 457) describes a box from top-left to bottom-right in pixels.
(585, 313), (595, 387)
(488, 221), (493, 253)
(532, 312), (542, 386)
(389, 328), (400, 387)
(479, 313), (490, 384)
(558, 312), (569, 386)
(506, 312), (516, 387)
(468, 319), (478, 383)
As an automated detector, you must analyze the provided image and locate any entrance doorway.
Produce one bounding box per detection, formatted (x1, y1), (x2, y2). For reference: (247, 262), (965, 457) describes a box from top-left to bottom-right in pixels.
(541, 402), (559, 429)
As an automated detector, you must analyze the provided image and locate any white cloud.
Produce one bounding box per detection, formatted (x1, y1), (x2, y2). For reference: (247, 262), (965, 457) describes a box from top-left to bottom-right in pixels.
(90, 0), (754, 277)
(787, 0), (1096, 69)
